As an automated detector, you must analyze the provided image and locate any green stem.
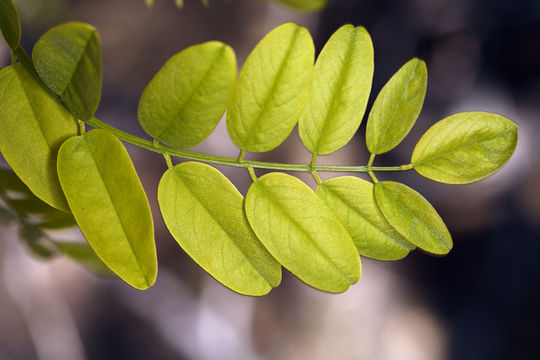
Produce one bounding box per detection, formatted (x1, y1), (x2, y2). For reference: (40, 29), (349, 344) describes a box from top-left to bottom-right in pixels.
(248, 167), (257, 182)
(13, 44), (413, 175)
(87, 117), (408, 173)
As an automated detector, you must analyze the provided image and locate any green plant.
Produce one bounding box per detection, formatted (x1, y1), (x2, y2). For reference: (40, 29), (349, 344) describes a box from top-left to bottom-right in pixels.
(0, 0), (518, 295)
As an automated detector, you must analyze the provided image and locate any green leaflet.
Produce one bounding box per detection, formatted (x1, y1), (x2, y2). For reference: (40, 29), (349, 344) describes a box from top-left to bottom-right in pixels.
(299, 25), (373, 155)
(366, 58), (427, 155)
(158, 162), (281, 296)
(138, 42), (236, 148)
(32, 22), (102, 121)
(245, 172), (360, 293)
(316, 177), (414, 261)
(274, 0), (328, 11)
(57, 129), (157, 290)
(227, 23), (314, 152)
(0, 0), (20, 49)
(374, 181), (452, 255)
(411, 112), (518, 184)
(144, 0), (154, 7)
(0, 64), (78, 212)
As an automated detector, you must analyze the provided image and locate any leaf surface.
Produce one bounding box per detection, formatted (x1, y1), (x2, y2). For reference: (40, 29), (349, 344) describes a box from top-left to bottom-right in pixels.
(411, 112), (518, 184)
(57, 129), (157, 290)
(138, 42), (236, 148)
(374, 181), (452, 255)
(274, 0), (328, 11)
(0, 0), (20, 49)
(299, 25), (373, 155)
(366, 58), (427, 154)
(32, 22), (102, 121)
(245, 172), (360, 293)
(316, 177), (414, 260)
(158, 162), (281, 296)
(0, 64), (78, 212)
(227, 23), (314, 152)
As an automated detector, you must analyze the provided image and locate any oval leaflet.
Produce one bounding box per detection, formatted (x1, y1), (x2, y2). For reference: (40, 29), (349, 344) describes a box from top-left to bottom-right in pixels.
(245, 172), (360, 293)
(374, 181), (452, 255)
(138, 42), (236, 148)
(158, 162), (281, 296)
(32, 22), (102, 121)
(411, 112), (518, 184)
(0, 64), (78, 212)
(226, 22), (314, 152)
(366, 58), (427, 155)
(57, 129), (157, 290)
(299, 25), (374, 155)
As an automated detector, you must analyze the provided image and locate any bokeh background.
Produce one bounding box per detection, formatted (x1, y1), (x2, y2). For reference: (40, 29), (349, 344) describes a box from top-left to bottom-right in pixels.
(1, 0), (539, 359)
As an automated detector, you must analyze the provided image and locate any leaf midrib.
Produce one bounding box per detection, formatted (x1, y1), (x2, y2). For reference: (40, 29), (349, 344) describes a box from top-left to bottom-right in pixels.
(313, 28), (358, 154)
(377, 183), (450, 252)
(155, 45), (227, 141)
(82, 136), (150, 287)
(243, 27), (300, 149)
(412, 128), (517, 167)
(57, 29), (95, 99)
(170, 168), (275, 287)
(320, 183), (411, 251)
(255, 179), (355, 284)
(371, 60), (420, 154)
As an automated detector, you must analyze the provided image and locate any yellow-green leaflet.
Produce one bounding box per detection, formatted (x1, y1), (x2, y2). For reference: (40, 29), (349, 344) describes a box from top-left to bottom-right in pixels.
(0, 64), (78, 212)
(32, 22), (102, 121)
(138, 42), (236, 148)
(374, 181), (452, 255)
(366, 58), (427, 154)
(57, 129), (157, 290)
(411, 112), (518, 184)
(299, 25), (373, 155)
(158, 162), (281, 296)
(316, 177), (414, 261)
(245, 172), (360, 293)
(227, 23), (314, 152)
(274, 0), (328, 11)
(0, 0), (20, 49)
(144, 0), (154, 7)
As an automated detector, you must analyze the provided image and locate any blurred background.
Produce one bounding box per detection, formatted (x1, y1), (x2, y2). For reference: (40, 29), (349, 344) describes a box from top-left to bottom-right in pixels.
(0, 0), (539, 359)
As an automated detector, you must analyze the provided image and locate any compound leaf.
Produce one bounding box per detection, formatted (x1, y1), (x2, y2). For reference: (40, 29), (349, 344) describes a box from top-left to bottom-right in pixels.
(158, 162), (281, 296)
(245, 172), (360, 293)
(411, 112), (518, 184)
(138, 42), (236, 148)
(316, 177), (414, 261)
(227, 23), (314, 152)
(299, 25), (373, 155)
(0, 0), (20, 49)
(274, 0), (328, 11)
(374, 181), (452, 255)
(366, 58), (427, 155)
(0, 64), (78, 212)
(57, 129), (157, 290)
(32, 22), (102, 121)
